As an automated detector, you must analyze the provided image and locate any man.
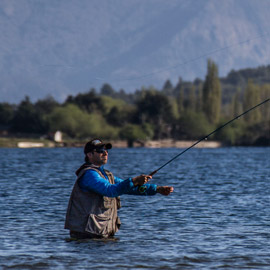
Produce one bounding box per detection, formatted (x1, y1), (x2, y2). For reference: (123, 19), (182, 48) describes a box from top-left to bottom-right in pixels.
(65, 138), (173, 239)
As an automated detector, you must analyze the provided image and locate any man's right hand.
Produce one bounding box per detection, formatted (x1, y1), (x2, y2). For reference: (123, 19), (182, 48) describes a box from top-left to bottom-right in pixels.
(132, 174), (152, 186)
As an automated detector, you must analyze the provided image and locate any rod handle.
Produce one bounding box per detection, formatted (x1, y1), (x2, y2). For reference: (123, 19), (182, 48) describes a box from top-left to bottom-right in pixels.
(149, 170), (158, 176)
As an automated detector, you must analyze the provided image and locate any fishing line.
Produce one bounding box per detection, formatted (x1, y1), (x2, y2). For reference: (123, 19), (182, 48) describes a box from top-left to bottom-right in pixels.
(39, 32), (270, 84)
(149, 98), (270, 176)
(94, 32), (270, 84)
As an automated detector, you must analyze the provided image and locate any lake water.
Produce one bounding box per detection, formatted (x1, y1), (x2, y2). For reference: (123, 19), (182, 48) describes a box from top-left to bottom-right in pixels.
(0, 147), (270, 269)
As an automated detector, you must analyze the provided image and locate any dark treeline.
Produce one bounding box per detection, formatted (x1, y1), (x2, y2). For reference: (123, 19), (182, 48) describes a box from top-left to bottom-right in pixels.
(1, 60), (269, 146)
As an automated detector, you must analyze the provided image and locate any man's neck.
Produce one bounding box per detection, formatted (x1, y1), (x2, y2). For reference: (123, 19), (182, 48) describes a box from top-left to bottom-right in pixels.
(89, 162), (102, 168)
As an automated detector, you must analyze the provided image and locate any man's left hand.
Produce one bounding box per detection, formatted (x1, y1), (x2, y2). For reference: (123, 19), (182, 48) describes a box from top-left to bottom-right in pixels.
(156, 186), (174, 196)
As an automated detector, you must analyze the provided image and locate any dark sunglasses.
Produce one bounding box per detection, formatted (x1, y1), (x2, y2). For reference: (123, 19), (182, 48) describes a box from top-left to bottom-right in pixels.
(94, 148), (108, 154)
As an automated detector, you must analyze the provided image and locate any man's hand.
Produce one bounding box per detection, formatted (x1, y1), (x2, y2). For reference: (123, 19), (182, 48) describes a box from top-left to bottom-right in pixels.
(132, 174), (152, 186)
(156, 186), (174, 196)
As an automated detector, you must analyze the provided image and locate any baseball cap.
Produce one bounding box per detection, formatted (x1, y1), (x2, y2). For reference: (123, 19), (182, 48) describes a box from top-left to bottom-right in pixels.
(84, 139), (112, 154)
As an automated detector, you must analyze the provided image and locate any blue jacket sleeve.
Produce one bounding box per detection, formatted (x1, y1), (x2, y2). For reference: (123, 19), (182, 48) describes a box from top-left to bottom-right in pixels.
(79, 170), (134, 197)
(79, 170), (157, 197)
(114, 176), (157, 196)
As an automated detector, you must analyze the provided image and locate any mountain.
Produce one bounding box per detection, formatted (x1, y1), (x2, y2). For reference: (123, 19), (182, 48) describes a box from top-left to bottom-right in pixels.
(0, 0), (269, 103)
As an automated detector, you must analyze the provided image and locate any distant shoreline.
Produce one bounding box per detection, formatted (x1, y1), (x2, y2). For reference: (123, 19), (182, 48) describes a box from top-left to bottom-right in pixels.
(0, 138), (222, 148)
(111, 139), (222, 148)
(1, 137), (268, 149)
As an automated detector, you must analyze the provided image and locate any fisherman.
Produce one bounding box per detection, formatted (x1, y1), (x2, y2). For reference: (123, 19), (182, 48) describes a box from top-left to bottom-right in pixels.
(65, 138), (174, 239)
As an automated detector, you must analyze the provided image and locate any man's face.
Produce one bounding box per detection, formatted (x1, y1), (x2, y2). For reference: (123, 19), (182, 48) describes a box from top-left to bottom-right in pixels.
(87, 148), (108, 166)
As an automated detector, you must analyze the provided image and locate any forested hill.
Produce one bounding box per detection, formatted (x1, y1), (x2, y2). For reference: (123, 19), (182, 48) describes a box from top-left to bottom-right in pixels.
(0, 62), (269, 146)
(98, 64), (270, 105)
(220, 65), (270, 103)
(222, 65), (270, 86)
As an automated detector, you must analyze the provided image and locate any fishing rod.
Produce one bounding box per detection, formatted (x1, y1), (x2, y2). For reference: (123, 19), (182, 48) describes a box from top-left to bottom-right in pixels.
(149, 98), (270, 176)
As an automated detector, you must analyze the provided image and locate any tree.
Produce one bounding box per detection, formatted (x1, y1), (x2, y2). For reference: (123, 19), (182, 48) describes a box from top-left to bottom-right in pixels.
(47, 104), (118, 139)
(259, 84), (270, 121)
(106, 105), (136, 127)
(136, 90), (174, 139)
(162, 79), (174, 96)
(100, 83), (115, 96)
(202, 59), (222, 124)
(173, 110), (212, 140)
(186, 85), (196, 111)
(243, 80), (261, 124)
(35, 96), (59, 114)
(65, 88), (104, 113)
(11, 96), (47, 134)
(230, 88), (243, 118)
(119, 124), (151, 147)
(174, 77), (184, 115)
(0, 102), (14, 126)
(100, 95), (126, 115)
(214, 120), (246, 145)
(168, 96), (179, 120)
(196, 86), (203, 113)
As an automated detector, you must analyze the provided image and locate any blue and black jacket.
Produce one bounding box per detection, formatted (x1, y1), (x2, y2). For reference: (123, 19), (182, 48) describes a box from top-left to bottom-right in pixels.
(76, 163), (157, 197)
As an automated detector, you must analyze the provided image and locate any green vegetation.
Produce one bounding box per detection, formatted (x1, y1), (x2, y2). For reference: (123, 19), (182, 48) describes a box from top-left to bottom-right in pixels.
(202, 60), (221, 124)
(0, 60), (269, 146)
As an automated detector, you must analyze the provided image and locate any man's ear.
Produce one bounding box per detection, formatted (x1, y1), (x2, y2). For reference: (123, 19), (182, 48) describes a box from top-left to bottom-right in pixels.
(86, 152), (93, 160)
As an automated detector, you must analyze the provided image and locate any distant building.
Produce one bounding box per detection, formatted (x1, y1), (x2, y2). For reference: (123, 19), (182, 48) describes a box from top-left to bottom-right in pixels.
(54, 131), (63, 143)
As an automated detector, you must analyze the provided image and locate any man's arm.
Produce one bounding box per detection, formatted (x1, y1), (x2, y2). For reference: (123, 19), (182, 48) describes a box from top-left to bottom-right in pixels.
(115, 176), (174, 196)
(79, 170), (173, 197)
(115, 176), (157, 195)
(79, 170), (134, 197)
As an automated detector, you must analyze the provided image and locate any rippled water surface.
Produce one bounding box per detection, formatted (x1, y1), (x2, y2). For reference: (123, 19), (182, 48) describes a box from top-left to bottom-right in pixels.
(1, 147), (270, 269)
